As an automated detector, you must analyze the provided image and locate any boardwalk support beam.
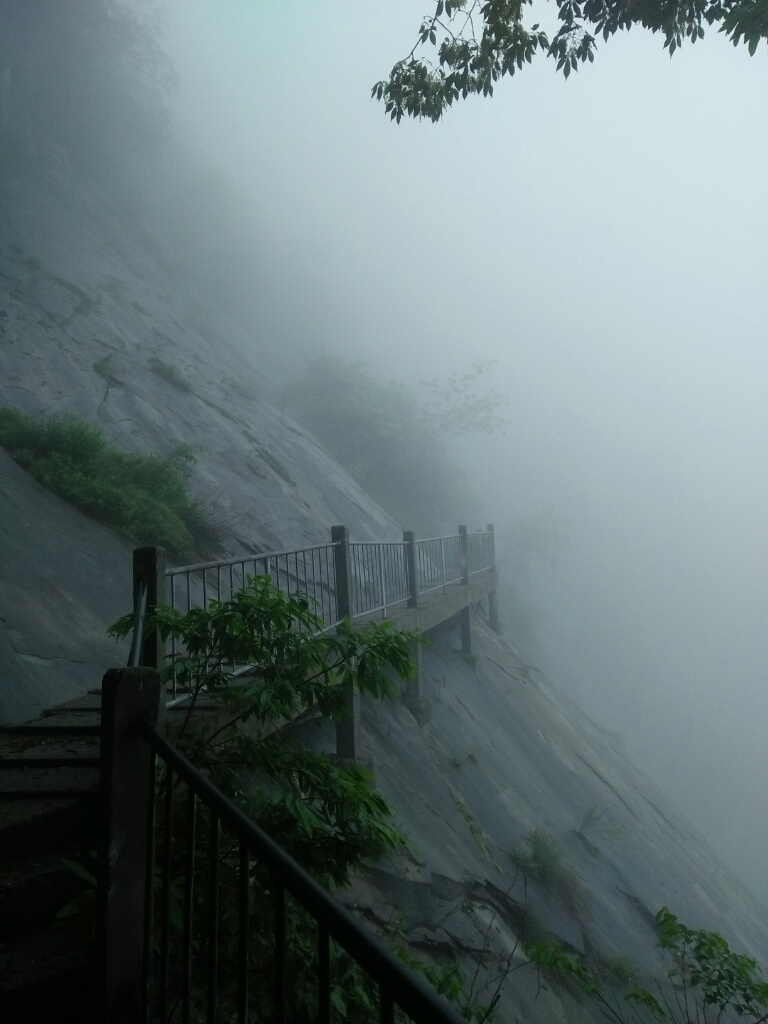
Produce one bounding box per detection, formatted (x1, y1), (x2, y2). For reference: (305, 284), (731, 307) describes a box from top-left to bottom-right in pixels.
(332, 525), (359, 760)
(458, 525), (473, 657)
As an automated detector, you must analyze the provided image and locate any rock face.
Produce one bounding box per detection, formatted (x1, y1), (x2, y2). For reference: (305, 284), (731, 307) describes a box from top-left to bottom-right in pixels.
(0, 447), (132, 722)
(353, 620), (768, 1021)
(0, 166), (400, 558)
(0, 165), (400, 720)
(1, 166), (767, 1021)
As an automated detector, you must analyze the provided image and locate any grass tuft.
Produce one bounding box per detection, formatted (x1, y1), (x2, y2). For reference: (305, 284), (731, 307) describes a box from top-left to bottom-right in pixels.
(511, 828), (578, 902)
(572, 803), (626, 857)
(148, 355), (192, 392)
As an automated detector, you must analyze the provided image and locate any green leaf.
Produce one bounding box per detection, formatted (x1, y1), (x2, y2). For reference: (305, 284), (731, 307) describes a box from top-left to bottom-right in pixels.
(62, 858), (97, 887)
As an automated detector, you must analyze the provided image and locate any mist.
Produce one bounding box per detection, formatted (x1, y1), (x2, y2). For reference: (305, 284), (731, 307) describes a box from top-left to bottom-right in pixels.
(158, 1), (768, 901)
(9, 1), (764, 903)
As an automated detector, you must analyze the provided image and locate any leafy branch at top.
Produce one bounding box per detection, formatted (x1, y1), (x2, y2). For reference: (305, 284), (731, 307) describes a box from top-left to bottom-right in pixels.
(374, 0), (768, 121)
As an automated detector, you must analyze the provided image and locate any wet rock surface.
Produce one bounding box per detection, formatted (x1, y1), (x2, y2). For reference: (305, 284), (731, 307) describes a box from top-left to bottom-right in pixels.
(2, 169), (767, 1022)
(0, 169), (399, 721)
(350, 619), (768, 1021)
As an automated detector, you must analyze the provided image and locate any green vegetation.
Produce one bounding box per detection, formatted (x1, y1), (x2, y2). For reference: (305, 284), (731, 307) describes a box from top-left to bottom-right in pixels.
(148, 354), (192, 392)
(377, 0), (768, 122)
(451, 788), (493, 859)
(512, 829), (572, 893)
(114, 576), (420, 885)
(0, 407), (220, 560)
(92, 354), (124, 388)
(526, 908), (768, 1024)
(593, 954), (639, 988)
(572, 803), (626, 858)
(110, 579), (495, 1021)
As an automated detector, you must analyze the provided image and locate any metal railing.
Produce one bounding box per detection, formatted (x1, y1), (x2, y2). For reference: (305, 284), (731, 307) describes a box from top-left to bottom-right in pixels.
(167, 543), (340, 629)
(467, 531), (493, 576)
(349, 540), (410, 618)
(165, 527), (494, 627)
(414, 535), (463, 596)
(164, 544), (340, 702)
(133, 526), (495, 701)
(102, 525), (498, 1019)
(135, 718), (468, 1024)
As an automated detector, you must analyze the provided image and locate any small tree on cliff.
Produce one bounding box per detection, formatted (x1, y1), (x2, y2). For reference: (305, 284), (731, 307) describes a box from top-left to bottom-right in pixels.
(526, 907), (768, 1024)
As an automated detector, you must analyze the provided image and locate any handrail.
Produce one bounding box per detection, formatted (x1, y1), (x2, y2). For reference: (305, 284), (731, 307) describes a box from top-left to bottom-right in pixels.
(107, 527), (499, 1016)
(165, 528), (493, 621)
(414, 532), (469, 544)
(165, 541), (340, 578)
(140, 721), (468, 1024)
(128, 526), (496, 702)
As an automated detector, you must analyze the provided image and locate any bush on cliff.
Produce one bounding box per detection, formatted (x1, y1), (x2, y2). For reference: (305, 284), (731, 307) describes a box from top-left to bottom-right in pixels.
(0, 407), (221, 560)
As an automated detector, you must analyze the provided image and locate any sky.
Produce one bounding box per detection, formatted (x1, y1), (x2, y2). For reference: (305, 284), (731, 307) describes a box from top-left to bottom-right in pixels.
(163, 2), (768, 901)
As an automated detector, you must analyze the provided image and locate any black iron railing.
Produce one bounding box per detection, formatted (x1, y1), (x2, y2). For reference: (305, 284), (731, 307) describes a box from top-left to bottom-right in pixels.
(96, 671), (468, 1024)
(414, 535), (463, 596)
(102, 524), (499, 1021)
(124, 714), (467, 1024)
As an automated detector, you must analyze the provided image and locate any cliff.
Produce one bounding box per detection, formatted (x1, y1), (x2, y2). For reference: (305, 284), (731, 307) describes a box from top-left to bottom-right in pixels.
(1, 162), (766, 1022)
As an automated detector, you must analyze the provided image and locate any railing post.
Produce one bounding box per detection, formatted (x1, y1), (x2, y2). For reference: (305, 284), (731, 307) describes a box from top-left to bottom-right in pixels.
(458, 525), (469, 585)
(458, 526), (472, 656)
(332, 526), (359, 760)
(377, 543), (387, 616)
(97, 666), (161, 1024)
(403, 531), (419, 609)
(133, 546), (166, 671)
(404, 638), (428, 723)
(486, 523), (496, 571)
(486, 523), (501, 633)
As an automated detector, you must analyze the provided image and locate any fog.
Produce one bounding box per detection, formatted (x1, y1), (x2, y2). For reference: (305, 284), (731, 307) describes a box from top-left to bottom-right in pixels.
(7, 0), (762, 903)
(159, 2), (768, 901)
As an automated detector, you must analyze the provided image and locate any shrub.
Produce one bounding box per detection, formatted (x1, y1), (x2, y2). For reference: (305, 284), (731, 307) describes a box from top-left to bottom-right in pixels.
(526, 909), (768, 1024)
(0, 408), (221, 560)
(572, 803), (626, 858)
(148, 355), (192, 392)
(109, 579), (494, 1021)
(512, 828), (576, 900)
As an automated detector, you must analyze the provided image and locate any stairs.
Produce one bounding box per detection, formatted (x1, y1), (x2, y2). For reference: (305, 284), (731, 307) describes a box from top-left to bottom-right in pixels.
(0, 691), (102, 1023)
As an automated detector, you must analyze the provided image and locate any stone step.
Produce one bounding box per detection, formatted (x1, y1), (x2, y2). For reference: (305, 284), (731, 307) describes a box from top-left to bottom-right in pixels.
(0, 695), (102, 1023)
(0, 795), (99, 862)
(41, 692), (102, 716)
(0, 723), (101, 736)
(0, 730), (99, 756)
(0, 765), (99, 798)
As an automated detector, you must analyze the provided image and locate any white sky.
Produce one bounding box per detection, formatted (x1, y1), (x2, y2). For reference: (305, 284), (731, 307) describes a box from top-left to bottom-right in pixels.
(164, 1), (768, 901)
